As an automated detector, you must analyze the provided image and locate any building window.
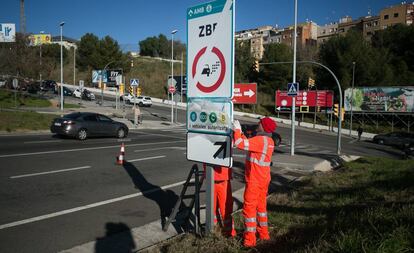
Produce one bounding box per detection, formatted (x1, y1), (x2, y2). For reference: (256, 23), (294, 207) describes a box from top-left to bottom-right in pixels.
(384, 14), (389, 20)
(374, 21), (378, 26)
(394, 13), (399, 18)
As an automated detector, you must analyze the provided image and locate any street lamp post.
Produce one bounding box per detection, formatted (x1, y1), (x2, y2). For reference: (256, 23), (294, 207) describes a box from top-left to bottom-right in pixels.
(39, 31), (44, 88)
(171, 29), (178, 125)
(349, 62), (356, 136)
(59, 22), (65, 111)
(291, 0), (298, 156)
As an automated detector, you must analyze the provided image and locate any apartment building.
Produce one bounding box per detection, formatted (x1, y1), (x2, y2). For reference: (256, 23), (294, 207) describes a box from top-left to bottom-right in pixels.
(317, 22), (338, 44)
(380, 2), (414, 28)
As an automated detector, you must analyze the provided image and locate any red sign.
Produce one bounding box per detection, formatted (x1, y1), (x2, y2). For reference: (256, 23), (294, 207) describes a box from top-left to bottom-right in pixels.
(168, 86), (176, 93)
(275, 90), (333, 108)
(232, 83), (257, 104)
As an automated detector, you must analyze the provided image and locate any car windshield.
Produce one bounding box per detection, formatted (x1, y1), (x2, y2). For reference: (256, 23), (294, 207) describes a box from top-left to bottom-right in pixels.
(63, 112), (82, 120)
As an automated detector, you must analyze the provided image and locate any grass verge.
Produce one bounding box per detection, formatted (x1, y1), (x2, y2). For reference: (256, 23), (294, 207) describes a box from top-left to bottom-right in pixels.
(0, 89), (51, 108)
(0, 111), (56, 132)
(146, 157), (414, 253)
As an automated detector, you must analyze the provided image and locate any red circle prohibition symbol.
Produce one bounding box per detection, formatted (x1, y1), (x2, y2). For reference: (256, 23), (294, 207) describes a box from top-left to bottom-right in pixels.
(192, 46), (226, 93)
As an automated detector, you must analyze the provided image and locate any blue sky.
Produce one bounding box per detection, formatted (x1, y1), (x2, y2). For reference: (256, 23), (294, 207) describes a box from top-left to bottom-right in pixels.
(1, 0), (404, 49)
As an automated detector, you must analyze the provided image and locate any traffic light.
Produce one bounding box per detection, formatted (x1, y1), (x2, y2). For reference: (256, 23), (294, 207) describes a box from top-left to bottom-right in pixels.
(333, 104), (345, 121)
(137, 87), (142, 96)
(308, 77), (315, 88)
(333, 104), (339, 118)
(253, 60), (259, 72)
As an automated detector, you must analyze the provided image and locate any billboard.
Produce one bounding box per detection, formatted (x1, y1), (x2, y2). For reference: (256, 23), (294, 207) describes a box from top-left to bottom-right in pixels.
(344, 87), (414, 113)
(0, 23), (16, 42)
(275, 90), (334, 108)
(92, 70), (108, 83)
(29, 34), (52, 46)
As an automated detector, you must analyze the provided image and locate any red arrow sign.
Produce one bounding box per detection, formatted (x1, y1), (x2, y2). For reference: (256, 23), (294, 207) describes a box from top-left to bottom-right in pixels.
(232, 83), (257, 104)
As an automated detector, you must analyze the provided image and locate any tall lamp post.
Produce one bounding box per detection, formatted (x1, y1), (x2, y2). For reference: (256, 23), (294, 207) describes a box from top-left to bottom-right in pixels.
(171, 29), (178, 125)
(349, 62), (356, 136)
(39, 31), (44, 87)
(291, 0), (298, 156)
(59, 21), (65, 111)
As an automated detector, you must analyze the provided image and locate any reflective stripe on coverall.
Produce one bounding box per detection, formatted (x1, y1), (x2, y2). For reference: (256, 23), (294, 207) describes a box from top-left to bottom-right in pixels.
(203, 164), (236, 237)
(234, 129), (274, 247)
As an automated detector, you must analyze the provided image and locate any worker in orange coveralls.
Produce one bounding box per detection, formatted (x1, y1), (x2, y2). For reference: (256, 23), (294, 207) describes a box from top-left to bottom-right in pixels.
(203, 164), (236, 237)
(232, 117), (276, 247)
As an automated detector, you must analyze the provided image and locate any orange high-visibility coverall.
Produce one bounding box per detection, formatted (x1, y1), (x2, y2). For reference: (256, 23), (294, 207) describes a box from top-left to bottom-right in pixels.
(203, 164), (236, 237)
(233, 129), (274, 247)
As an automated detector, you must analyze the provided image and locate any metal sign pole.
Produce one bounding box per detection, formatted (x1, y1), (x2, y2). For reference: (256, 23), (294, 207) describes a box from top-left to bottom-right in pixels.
(290, 0), (298, 156)
(205, 165), (214, 233)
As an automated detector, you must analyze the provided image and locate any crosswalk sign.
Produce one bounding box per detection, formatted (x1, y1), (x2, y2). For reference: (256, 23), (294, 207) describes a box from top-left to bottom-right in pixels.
(287, 82), (299, 96)
(130, 79), (139, 87)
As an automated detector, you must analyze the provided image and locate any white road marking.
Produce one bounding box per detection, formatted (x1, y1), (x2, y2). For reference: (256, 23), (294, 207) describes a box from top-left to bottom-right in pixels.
(24, 140), (62, 144)
(128, 156), (166, 163)
(134, 147), (185, 153)
(134, 131), (186, 140)
(0, 140), (185, 158)
(0, 180), (186, 230)
(10, 166), (91, 179)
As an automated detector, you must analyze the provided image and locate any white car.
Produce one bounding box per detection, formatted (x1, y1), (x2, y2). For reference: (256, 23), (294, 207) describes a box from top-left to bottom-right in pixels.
(73, 88), (82, 98)
(123, 94), (152, 107)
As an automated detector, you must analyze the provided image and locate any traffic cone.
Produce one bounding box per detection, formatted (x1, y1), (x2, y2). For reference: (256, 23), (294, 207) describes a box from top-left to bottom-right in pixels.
(116, 143), (125, 165)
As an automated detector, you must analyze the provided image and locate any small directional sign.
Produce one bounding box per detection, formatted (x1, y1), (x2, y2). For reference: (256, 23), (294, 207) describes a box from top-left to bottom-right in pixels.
(187, 132), (232, 167)
(287, 82), (299, 97)
(130, 79), (139, 87)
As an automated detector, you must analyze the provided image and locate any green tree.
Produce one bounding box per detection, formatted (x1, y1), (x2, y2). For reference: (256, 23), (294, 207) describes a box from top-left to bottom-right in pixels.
(258, 43), (293, 94)
(139, 34), (186, 59)
(234, 40), (254, 83)
(317, 30), (392, 98)
(77, 33), (100, 71)
(372, 24), (414, 85)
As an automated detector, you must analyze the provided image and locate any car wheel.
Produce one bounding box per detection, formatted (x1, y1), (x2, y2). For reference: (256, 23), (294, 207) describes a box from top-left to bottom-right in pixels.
(139, 102), (144, 107)
(77, 129), (88, 140)
(117, 128), (127, 139)
(377, 139), (384, 144)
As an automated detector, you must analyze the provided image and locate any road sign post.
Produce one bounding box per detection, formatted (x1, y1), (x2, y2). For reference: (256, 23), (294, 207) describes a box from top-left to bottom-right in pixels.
(187, 0), (234, 233)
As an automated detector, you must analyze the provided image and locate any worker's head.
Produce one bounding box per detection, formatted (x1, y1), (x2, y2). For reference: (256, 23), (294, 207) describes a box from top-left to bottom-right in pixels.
(258, 117), (276, 133)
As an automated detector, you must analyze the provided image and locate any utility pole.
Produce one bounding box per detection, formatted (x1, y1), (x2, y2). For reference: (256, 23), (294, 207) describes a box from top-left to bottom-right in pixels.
(291, 0), (298, 156)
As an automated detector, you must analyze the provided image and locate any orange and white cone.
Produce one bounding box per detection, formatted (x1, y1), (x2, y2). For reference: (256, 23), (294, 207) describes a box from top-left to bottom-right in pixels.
(116, 143), (125, 165)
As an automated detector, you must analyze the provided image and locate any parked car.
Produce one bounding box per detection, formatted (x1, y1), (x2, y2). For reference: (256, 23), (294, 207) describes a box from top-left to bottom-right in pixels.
(372, 132), (414, 149)
(241, 123), (282, 148)
(40, 80), (56, 92)
(123, 94), (152, 107)
(50, 112), (129, 140)
(54, 86), (73, 96)
(82, 89), (95, 100)
(73, 88), (95, 100)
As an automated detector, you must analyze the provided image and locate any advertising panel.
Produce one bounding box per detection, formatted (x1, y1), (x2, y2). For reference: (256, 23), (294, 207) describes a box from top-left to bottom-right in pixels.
(275, 90), (334, 108)
(344, 87), (414, 113)
(29, 34), (52, 46)
(0, 23), (16, 42)
(92, 70), (108, 83)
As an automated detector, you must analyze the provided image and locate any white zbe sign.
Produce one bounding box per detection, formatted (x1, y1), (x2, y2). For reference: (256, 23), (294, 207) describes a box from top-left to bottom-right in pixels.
(187, 0), (234, 98)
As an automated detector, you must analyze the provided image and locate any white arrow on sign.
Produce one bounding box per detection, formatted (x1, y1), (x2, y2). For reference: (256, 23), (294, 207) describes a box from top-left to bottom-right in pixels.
(243, 89), (255, 98)
(276, 106), (281, 111)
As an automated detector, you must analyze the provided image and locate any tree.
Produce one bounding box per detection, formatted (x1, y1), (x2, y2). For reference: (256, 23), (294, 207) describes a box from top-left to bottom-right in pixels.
(317, 30), (392, 97)
(257, 43), (293, 94)
(77, 33), (130, 72)
(372, 24), (414, 85)
(77, 33), (100, 71)
(234, 40), (255, 83)
(139, 34), (186, 59)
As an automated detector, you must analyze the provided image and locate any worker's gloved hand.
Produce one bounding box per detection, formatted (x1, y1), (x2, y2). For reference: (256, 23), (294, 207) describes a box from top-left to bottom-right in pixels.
(232, 120), (241, 131)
